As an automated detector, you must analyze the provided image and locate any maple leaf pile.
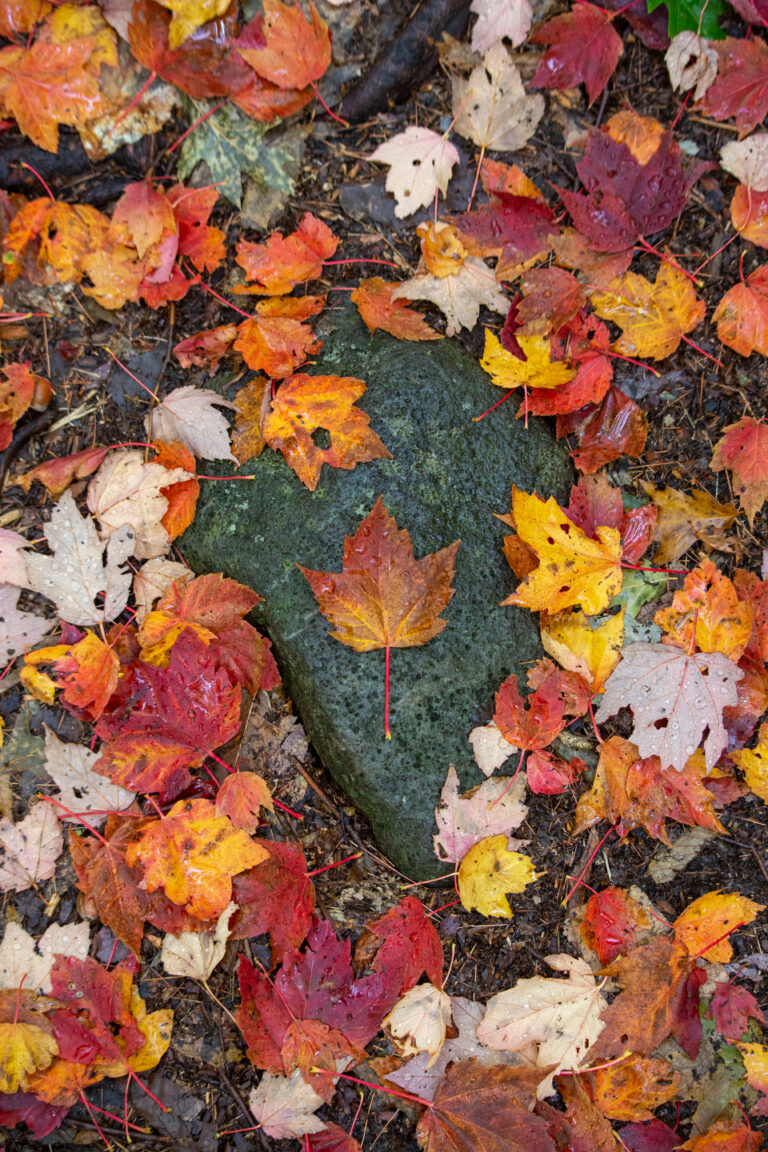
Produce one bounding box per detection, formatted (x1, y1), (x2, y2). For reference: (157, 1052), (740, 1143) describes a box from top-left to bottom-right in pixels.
(2, 0), (768, 1146)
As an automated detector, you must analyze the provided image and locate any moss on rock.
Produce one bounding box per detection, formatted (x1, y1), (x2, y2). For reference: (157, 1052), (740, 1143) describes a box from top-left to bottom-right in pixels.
(180, 307), (572, 877)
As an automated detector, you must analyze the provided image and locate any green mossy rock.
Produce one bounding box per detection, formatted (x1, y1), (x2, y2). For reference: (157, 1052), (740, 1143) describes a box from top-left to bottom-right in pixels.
(180, 308), (572, 877)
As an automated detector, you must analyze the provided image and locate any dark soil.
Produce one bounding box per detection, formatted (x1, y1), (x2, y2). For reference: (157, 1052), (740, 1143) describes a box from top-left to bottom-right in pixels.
(1, 0), (768, 1148)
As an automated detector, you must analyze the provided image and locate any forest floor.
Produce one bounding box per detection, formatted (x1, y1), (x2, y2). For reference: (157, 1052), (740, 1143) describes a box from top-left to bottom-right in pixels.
(1, 0), (768, 1148)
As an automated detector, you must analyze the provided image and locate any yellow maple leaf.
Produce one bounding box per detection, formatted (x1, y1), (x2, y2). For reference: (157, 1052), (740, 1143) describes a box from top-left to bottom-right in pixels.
(673, 891), (764, 963)
(502, 488), (623, 616)
(154, 0), (230, 48)
(591, 263), (705, 360)
(731, 723), (768, 803)
(418, 221), (468, 278)
(458, 834), (537, 918)
(480, 329), (575, 393)
(541, 606), (625, 692)
(128, 989), (174, 1073)
(125, 798), (269, 921)
(0, 1021), (58, 1093)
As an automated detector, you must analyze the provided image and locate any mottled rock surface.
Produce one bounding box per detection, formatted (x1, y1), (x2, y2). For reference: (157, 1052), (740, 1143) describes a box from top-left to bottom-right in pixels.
(180, 308), (572, 876)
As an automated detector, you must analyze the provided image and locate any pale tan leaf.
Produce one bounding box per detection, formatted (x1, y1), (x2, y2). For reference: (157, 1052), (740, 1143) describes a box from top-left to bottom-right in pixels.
(87, 449), (191, 561)
(386, 996), (529, 1101)
(43, 726), (135, 828)
(0, 920), (90, 994)
(468, 721), (518, 777)
(25, 490), (135, 626)
(0, 801), (63, 892)
(452, 42), (544, 151)
(160, 901), (236, 980)
(594, 642), (743, 772)
(371, 127), (460, 218)
(147, 386), (237, 463)
(433, 764), (527, 863)
(476, 953), (607, 1098)
(133, 558), (193, 624)
(0, 529), (32, 589)
(393, 257), (508, 336)
(665, 32), (718, 102)
(721, 133), (768, 193)
(470, 0), (533, 51)
(249, 1069), (326, 1139)
(0, 584), (53, 663)
(384, 983), (453, 1065)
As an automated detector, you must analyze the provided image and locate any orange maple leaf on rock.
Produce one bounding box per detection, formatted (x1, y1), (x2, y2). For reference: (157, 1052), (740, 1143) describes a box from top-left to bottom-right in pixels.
(300, 499), (459, 738)
(263, 374), (391, 491)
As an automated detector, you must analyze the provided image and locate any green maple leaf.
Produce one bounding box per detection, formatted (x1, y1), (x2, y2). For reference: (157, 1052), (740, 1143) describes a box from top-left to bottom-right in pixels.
(177, 99), (299, 208)
(646, 0), (726, 39)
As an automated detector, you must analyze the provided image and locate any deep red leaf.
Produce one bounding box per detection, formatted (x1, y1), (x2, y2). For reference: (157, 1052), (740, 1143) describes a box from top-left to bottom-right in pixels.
(0, 1094), (70, 1139)
(618, 1118), (680, 1152)
(701, 38), (768, 136)
(235, 954), (292, 1071)
(556, 384), (648, 473)
(230, 839), (315, 963)
(558, 131), (710, 252)
(50, 957), (144, 1066)
(363, 895), (444, 994)
(276, 919), (398, 1047)
(709, 982), (765, 1041)
(530, 2), (623, 105)
(567, 474), (656, 564)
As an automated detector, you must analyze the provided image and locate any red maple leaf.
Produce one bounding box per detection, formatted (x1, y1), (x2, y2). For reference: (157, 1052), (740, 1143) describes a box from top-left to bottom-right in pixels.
(94, 630), (242, 801)
(454, 192), (557, 268)
(557, 384), (648, 473)
(50, 957), (144, 1067)
(493, 670), (567, 751)
(709, 982), (765, 1041)
(276, 919), (398, 1047)
(530, 2), (624, 105)
(230, 839), (315, 963)
(360, 896), (444, 995)
(566, 473), (656, 563)
(526, 311), (613, 417)
(581, 886), (651, 966)
(0, 1094), (70, 1140)
(558, 131), (709, 253)
(701, 37), (768, 136)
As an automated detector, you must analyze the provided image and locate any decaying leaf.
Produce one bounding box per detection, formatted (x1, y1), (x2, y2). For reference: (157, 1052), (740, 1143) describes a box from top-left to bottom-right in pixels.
(433, 764), (527, 863)
(383, 982), (452, 1065)
(594, 642), (743, 771)
(147, 386), (238, 463)
(43, 727), (135, 828)
(161, 900), (237, 979)
(0, 920), (90, 994)
(87, 449), (192, 561)
(0, 801), (63, 892)
(25, 491), (135, 626)
(0, 584), (53, 664)
(249, 1068), (326, 1139)
(476, 954), (607, 1098)
(452, 42), (544, 151)
(371, 127), (460, 218)
(393, 256), (508, 336)
(470, 0), (532, 51)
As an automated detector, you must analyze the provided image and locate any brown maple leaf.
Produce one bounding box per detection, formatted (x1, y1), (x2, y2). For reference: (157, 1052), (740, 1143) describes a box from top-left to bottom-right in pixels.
(299, 499), (459, 738)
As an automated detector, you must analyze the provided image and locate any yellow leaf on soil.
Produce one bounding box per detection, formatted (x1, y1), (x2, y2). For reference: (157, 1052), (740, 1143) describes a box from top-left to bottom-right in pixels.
(502, 488), (622, 616)
(541, 606), (624, 692)
(673, 891), (764, 962)
(458, 834), (537, 917)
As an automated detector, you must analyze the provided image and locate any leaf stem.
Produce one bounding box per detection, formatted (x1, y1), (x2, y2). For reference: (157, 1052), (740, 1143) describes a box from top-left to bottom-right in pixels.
(311, 1068), (433, 1109)
(384, 645), (391, 740)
